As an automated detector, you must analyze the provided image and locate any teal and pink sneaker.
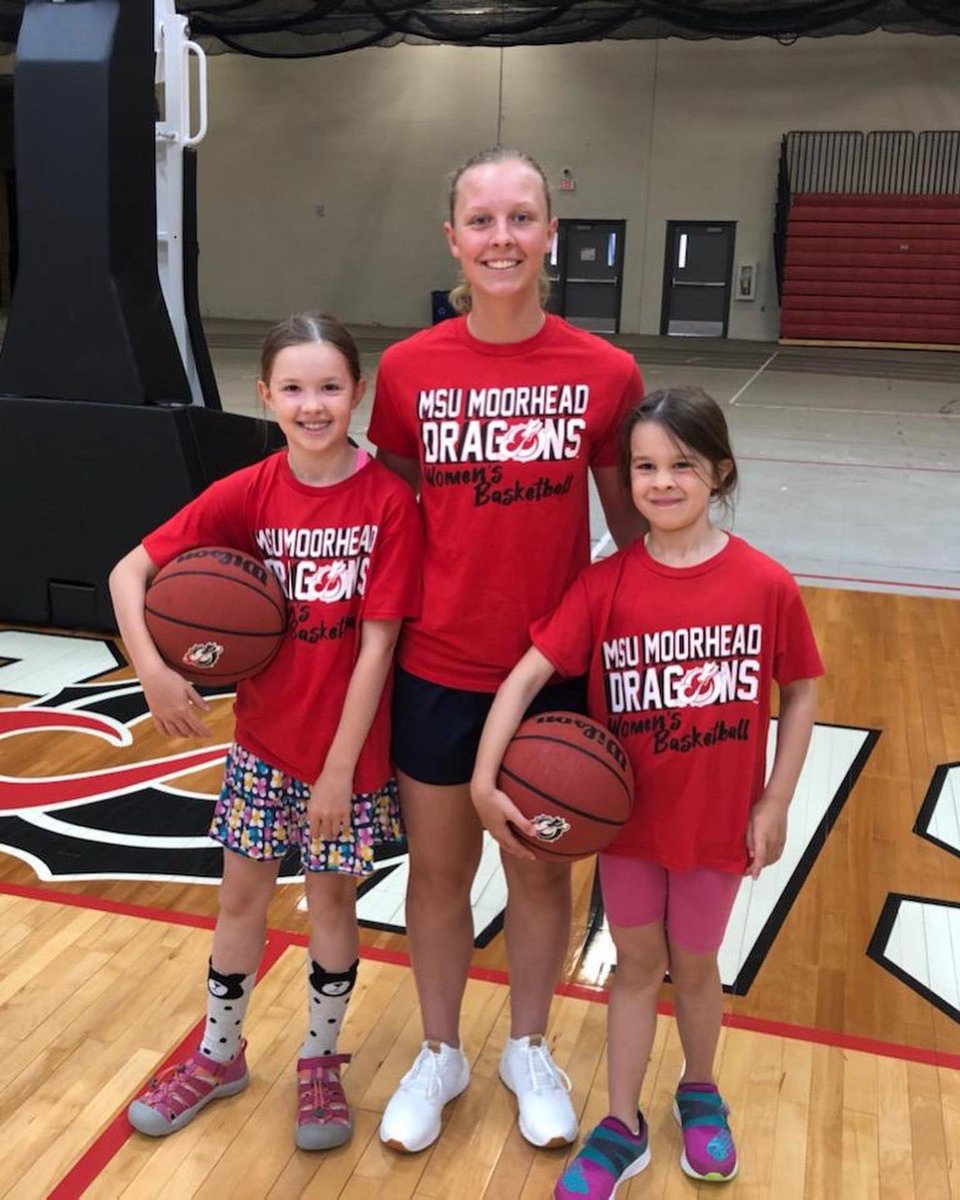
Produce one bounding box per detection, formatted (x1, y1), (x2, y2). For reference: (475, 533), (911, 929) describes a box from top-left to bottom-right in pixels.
(673, 1082), (738, 1181)
(554, 1113), (650, 1199)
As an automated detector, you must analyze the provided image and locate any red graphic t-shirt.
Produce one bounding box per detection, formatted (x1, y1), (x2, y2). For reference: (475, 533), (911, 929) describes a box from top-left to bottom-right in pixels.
(143, 452), (423, 791)
(530, 536), (824, 873)
(368, 314), (643, 691)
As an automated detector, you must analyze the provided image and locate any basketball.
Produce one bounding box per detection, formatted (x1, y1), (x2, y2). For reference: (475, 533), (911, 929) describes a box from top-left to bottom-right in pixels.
(144, 546), (287, 685)
(497, 711), (634, 860)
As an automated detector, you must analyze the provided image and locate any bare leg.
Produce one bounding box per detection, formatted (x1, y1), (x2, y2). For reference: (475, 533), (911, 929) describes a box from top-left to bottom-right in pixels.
(304, 871), (359, 970)
(500, 854), (572, 1038)
(399, 770), (483, 1046)
(210, 850), (281, 974)
(668, 941), (724, 1084)
(607, 922), (668, 1130)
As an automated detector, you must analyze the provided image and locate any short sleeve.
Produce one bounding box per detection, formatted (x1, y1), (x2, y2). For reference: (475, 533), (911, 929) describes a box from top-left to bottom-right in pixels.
(529, 572), (595, 679)
(589, 363), (644, 468)
(367, 353), (421, 461)
(362, 485), (424, 621)
(142, 472), (252, 569)
(774, 582), (824, 686)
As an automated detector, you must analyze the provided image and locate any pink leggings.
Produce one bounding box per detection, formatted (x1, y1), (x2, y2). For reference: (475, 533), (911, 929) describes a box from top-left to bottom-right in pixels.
(598, 854), (742, 955)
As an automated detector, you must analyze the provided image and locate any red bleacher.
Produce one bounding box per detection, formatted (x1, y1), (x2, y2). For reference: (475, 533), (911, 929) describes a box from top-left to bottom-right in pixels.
(780, 193), (960, 346)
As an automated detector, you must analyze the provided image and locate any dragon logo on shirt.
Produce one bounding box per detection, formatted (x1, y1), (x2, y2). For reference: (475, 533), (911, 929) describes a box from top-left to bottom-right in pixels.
(310, 560), (351, 604)
(676, 663), (721, 708)
(501, 420), (545, 463)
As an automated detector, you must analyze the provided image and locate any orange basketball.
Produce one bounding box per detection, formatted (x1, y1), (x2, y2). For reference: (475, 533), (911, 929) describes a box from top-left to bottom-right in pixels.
(497, 710), (634, 860)
(144, 546), (287, 685)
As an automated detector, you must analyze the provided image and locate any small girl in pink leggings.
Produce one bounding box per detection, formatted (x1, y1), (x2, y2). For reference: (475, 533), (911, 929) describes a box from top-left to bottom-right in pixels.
(471, 386), (823, 1198)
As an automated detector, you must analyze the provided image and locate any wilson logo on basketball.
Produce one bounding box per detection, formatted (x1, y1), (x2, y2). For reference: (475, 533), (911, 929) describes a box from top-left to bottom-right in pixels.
(183, 642), (225, 670)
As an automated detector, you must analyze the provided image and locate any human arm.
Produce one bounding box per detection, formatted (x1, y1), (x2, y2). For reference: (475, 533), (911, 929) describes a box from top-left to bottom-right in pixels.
(746, 676), (818, 879)
(308, 618), (402, 843)
(376, 449), (421, 494)
(592, 464), (648, 551)
(108, 545), (212, 738)
(470, 646), (558, 860)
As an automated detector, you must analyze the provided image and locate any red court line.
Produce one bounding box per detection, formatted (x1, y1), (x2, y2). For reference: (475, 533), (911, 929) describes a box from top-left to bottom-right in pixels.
(795, 571), (960, 593)
(7, 879), (960, 1072)
(3, 878), (956, 1197)
(47, 933), (289, 1200)
(0, 880), (218, 931)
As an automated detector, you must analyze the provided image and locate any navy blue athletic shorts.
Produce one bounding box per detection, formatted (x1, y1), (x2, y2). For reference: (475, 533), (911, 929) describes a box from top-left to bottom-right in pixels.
(391, 665), (588, 787)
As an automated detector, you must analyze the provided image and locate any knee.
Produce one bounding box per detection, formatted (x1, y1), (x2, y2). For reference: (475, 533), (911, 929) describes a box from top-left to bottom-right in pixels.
(218, 879), (271, 925)
(306, 874), (357, 922)
(407, 854), (478, 905)
(668, 950), (719, 992)
(615, 949), (669, 992)
(506, 860), (571, 905)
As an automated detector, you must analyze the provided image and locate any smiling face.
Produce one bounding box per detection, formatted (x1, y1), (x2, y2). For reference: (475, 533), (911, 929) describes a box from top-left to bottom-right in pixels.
(444, 158), (556, 309)
(629, 420), (729, 537)
(257, 340), (364, 477)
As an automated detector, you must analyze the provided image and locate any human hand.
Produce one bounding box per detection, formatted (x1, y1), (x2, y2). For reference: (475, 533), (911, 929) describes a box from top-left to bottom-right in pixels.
(141, 663), (212, 738)
(745, 792), (789, 880)
(470, 784), (539, 861)
(308, 768), (353, 844)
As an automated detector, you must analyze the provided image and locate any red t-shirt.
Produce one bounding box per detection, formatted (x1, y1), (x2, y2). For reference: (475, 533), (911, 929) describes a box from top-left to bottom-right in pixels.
(530, 535), (824, 873)
(367, 314), (643, 691)
(142, 451), (423, 791)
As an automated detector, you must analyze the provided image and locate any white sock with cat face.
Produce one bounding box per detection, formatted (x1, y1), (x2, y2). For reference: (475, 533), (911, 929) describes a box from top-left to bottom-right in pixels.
(199, 961), (255, 1063)
(300, 958), (358, 1060)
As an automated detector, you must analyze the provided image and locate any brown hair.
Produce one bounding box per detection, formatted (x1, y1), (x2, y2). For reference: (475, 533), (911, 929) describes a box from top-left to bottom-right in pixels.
(446, 146), (553, 314)
(259, 313), (361, 385)
(619, 386), (739, 507)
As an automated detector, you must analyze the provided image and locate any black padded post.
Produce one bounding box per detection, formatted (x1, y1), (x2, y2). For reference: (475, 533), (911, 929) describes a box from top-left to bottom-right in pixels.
(0, 0), (190, 404)
(0, 0), (282, 631)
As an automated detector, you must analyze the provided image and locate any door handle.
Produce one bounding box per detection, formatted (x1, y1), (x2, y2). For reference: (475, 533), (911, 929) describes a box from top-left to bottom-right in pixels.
(672, 280), (725, 287)
(566, 277), (618, 284)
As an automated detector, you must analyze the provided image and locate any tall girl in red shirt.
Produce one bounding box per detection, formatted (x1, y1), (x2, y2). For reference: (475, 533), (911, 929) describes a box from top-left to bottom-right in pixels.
(369, 147), (646, 1153)
(110, 314), (422, 1151)
(473, 386), (822, 1197)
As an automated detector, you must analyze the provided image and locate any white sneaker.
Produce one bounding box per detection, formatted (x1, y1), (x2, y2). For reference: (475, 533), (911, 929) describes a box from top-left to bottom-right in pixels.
(499, 1034), (577, 1148)
(379, 1040), (470, 1153)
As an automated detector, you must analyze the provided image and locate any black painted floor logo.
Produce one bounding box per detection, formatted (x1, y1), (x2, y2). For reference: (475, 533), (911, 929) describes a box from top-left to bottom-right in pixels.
(868, 762), (960, 1024)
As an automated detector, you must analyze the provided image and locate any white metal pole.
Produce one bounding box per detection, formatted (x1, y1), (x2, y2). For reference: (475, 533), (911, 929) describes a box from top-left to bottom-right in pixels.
(155, 0), (208, 405)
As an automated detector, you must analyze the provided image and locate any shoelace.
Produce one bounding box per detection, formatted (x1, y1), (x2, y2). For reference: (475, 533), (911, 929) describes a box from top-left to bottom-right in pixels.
(144, 1060), (211, 1112)
(400, 1048), (443, 1100)
(525, 1042), (572, 1094)
(300, 1068), (347, 1120)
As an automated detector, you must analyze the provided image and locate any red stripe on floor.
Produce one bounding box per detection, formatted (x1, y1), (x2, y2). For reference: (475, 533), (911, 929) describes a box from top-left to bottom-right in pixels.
(0, 879), (953, 1197)
(46, 934), (288, 1200)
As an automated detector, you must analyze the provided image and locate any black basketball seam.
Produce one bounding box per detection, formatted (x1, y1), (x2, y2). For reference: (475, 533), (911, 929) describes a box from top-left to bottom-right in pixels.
(499, 765), (627, 826)
(143, 605), (286, 638)
(150, 569), (287, 621)
(508, 733), (633, 805)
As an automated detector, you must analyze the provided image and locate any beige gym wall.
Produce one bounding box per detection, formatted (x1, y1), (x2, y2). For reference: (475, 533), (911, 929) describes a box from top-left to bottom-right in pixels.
(197, 30), (956, 340)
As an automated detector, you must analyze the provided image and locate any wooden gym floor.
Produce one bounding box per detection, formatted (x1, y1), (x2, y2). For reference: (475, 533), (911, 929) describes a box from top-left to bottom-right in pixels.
(1, 583), (958, 1198)
(1, 333), (959, 1196)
